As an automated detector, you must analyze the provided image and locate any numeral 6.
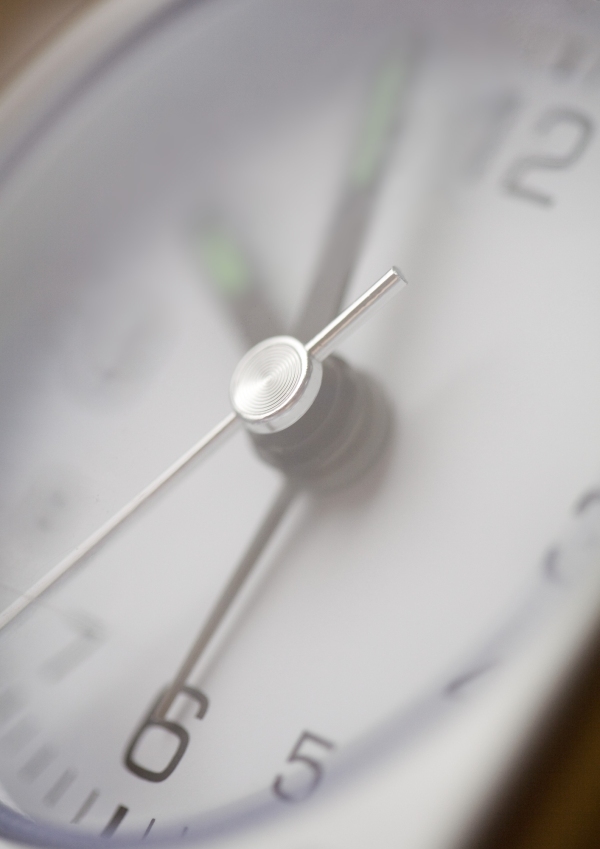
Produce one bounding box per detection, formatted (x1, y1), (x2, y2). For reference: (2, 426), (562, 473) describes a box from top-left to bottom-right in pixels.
(124, 685), (208, 783)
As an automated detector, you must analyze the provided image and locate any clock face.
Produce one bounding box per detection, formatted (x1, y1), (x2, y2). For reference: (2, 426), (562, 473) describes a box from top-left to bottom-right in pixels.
(2, 0), (600, 845)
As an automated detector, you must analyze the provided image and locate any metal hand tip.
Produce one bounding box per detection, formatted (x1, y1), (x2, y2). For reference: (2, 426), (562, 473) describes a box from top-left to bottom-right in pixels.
(306, 267), (407, 361)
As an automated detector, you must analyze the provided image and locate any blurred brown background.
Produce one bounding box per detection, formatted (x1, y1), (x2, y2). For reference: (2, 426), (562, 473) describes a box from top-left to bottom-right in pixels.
(0, 2), (600, 848)
(0, 0), (94, 90)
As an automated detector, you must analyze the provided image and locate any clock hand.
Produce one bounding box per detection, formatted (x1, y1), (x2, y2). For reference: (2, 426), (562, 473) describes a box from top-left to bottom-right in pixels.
(0, 267), (405, 633)
(194, 53), (413, 348)
(293, 53), (413, 341)
(0, 412), (241, 633)
(154, 480), (296, 719)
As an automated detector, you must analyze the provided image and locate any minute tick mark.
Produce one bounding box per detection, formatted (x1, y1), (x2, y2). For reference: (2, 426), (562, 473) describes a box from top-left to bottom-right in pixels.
(44, 769), (76, 806)
(143, 818), (155, 838)
(19, 746), (55, 782)
(71, 789), (99, 824)
(101, 805), (129, 838)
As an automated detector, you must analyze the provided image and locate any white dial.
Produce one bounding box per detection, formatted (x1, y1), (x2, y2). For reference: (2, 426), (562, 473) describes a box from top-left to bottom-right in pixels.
(1, 1), (600, 846)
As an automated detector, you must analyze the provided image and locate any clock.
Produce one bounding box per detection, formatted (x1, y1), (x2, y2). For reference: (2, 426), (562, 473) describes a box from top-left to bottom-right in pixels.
(1, 1), (600, 847)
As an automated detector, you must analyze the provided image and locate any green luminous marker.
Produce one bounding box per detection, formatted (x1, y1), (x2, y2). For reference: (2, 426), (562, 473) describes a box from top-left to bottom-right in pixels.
(192, 220), (280, 345)
(350, 58), (406, 189)
(197, 228), (251, 297)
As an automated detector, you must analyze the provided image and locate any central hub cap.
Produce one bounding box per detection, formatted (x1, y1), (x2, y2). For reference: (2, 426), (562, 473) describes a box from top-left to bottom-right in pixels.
(230, 335), (323, 434)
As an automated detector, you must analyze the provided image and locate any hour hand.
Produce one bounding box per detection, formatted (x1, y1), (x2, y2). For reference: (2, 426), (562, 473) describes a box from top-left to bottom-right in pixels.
(293, 52), (416, 341)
